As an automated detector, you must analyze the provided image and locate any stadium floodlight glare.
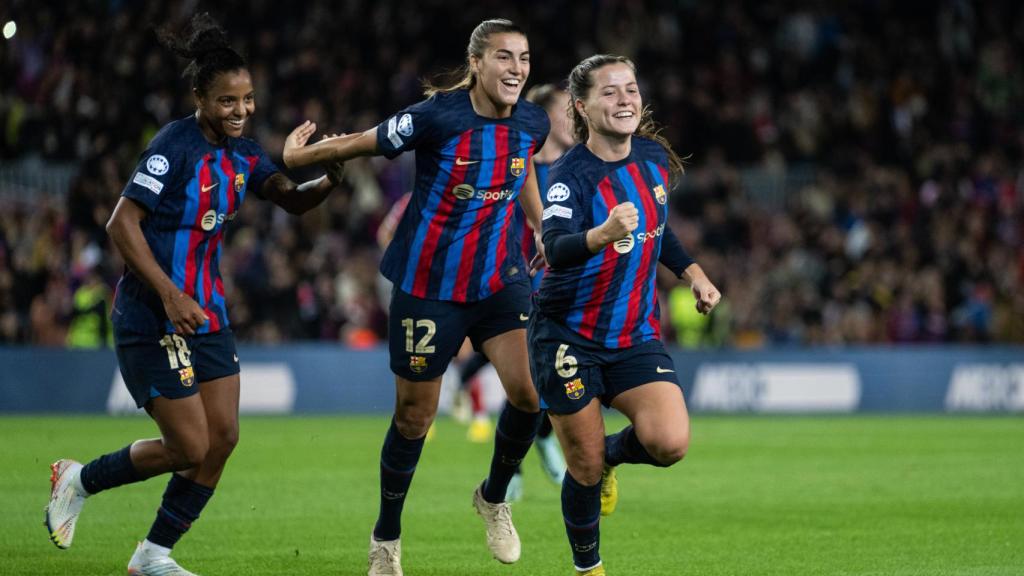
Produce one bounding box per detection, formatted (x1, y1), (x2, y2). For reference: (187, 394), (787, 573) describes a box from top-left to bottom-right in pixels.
(2, 21), (15, 40)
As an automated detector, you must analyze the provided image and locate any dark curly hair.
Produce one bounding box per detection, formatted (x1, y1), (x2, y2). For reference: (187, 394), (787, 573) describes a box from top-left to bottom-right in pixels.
(156, 13), (247, 96)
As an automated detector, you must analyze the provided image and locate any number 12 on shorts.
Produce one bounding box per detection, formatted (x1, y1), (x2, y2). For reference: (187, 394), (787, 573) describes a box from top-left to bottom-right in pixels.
(401, 318), (436, 354)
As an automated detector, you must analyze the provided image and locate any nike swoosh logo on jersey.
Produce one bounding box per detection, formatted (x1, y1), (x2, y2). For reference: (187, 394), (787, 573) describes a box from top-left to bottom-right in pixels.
(455, 157), (479, 166)
(201, 183), (219, 193)
(656, 367), (674, 374)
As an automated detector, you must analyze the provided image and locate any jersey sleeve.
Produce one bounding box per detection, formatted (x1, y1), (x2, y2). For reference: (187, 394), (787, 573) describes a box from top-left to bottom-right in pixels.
(375, 97), (438, 159)
(121, 132), (183, 212)
(540, 165), (586, 242)
(246, 143), (281, 199)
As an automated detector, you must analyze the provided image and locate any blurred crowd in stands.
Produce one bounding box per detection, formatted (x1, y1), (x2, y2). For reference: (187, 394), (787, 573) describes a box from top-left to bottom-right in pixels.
(1, 0), (1021, 347)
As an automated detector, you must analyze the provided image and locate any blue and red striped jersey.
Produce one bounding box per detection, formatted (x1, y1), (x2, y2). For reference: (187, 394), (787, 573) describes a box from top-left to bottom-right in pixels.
(376, 89), (549, 302)
(536, 137), (673, 348)
(113, 115), (278, 337)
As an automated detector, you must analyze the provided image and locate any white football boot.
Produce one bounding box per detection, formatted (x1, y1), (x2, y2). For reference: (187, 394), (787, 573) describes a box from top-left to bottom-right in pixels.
(45, 459), (88, 549)
(127, 542), (199, 576)
(472, 483), (520, 563)
(367, 533), (403, 576)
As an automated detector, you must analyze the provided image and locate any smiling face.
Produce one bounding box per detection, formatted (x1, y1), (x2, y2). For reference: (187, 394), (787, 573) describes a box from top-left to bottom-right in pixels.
(470, 32), (530, 114)
(576, 62), (641, 140)
(195, 68), (255, 142)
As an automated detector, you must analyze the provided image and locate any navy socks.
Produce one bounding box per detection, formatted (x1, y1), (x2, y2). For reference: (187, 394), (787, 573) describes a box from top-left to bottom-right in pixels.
(79, 445), (142, 495)
(482, 402), (542, 503)
(562, 471), (602, 570)
(604, 425), (662, 467)
(373, 418), (426, 541)
(145, 473), (214, 549)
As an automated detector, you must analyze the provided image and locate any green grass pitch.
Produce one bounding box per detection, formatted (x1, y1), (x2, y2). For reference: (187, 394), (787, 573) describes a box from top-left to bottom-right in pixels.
(3, 415), (1022, 575)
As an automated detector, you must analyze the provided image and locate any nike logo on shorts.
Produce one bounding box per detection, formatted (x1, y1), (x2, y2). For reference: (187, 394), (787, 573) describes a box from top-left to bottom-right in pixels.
(519, 313), (529, 321)
(656, 367), (674, 374)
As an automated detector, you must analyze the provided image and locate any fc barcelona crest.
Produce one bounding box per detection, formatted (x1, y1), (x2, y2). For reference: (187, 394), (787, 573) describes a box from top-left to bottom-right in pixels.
(179, 366), (195, 388)
(509, 157), (525, 177)
(653, 184), (667, 205)
(564, 377), (585, 400)
(410, 356), (428, 374)
(234, 173), (245, 193)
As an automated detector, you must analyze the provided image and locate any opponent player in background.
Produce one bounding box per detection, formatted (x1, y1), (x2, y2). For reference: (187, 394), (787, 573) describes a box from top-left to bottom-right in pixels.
(530, 55), (721, 576)
(283, 18), (549, 576)
(44, 14), (342, 576)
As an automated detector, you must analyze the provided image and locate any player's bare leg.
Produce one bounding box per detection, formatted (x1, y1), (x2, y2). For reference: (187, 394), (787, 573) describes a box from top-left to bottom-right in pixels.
(609, 381), (690, 467)
(130, 377), (239, 576)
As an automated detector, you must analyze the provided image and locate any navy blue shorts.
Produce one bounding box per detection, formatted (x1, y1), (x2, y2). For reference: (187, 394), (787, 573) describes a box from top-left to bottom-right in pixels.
(528, 311), (680, 415)
(389, 281), (531, 381)
(115, 329), (240, 408)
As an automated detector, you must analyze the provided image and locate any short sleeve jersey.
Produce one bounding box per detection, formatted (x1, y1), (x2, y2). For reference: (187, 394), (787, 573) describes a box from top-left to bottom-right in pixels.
(113, 115), (278, 337)
(376, 89), (549, 302)
(536, 137), (673, 348)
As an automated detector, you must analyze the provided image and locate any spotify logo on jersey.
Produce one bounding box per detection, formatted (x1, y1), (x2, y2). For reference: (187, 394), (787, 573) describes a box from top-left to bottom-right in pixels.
(453, 184), (475, 200)
(613, 234), (635, 254)
(201, 210), (218, 231)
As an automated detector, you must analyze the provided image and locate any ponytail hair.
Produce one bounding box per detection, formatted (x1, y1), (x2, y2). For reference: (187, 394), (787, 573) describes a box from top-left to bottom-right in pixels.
(156, 13), (247, 96)
(423, 18), (525, 97)
(567, 54), (685, 183)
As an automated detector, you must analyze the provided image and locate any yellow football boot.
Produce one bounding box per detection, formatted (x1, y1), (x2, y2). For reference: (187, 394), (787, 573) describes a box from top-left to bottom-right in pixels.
(600, 465), (617, 516)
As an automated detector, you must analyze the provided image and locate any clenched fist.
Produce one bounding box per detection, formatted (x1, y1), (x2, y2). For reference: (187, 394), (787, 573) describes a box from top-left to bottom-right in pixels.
(598, 202), (639, 245)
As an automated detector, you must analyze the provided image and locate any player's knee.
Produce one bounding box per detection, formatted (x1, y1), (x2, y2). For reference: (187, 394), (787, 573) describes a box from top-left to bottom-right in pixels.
(568, 460), (604, 486)
(166, 440), (209, 470)
(209, 425), (239, 458)
(646, 434), (689, 467)
(394, 408), (435, 439)
(504, 381), (539, 412)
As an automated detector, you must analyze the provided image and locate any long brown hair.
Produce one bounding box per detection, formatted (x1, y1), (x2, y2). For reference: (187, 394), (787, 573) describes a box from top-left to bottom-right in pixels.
(422, 18), (526, 97)
(567, 54), (685, 182)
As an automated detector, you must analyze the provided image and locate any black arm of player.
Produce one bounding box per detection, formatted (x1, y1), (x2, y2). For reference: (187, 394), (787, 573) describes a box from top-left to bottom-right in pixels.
(259, 172), (338, 215)
(106, 198), (208, 335)
(283, 127), (379, 169)
(659, 226), (695, 278)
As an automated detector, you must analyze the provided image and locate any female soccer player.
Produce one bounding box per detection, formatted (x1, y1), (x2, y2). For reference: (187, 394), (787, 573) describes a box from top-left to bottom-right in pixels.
(44, 14), (342, 576)
(530, 55), (721, 576)
(283, 18), (548, 576)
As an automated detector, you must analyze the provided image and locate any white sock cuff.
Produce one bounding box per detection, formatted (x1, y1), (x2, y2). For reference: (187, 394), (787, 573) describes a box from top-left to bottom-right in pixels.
(140, 539), (172, 557)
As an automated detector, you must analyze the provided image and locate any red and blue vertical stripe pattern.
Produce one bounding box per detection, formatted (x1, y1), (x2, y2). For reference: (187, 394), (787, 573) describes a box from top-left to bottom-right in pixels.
(565, 160), (669, 348)
(167, 150), (248, 334)
(397, 125), (535, 302)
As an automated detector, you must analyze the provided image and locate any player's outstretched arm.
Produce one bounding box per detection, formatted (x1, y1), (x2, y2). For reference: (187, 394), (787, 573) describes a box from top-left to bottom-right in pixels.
(260, 123), (348, 214)
(106, 198), (208, 335)
(282, 123), (379, 169)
